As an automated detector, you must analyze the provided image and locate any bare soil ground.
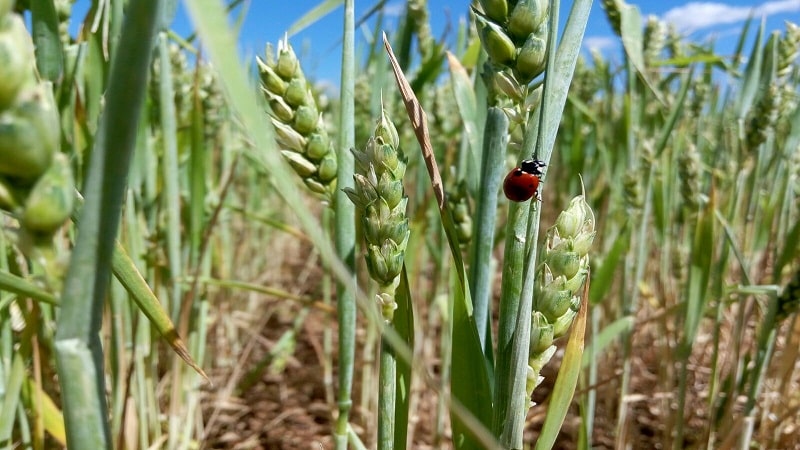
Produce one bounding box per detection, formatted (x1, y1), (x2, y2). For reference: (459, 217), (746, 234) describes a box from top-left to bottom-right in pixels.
(200, 239), (800, 449)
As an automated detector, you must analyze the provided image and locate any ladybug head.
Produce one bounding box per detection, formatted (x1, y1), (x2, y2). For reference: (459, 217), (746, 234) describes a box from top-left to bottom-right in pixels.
(520, 159), (546, 175)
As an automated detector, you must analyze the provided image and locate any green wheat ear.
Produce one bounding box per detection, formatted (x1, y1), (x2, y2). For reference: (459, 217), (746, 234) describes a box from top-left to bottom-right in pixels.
(0, 11), (34, 109)
(344, 108), (409, 322)
(528, 194), (595, 401)
(643, 15), (666, 68)
(257, 39), (337, 201)
(449, 180), (473, 247)
(0, 4), (74, 242)
(473, 0), (549, 101)
(0, 3), (74, 290)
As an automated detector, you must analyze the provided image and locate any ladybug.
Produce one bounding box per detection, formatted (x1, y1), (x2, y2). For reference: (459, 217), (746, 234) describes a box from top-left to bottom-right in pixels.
(503, 159), (546, 202)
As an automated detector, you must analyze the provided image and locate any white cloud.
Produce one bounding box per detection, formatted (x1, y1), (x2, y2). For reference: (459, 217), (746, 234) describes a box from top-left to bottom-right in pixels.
(584, 36), (618, 52)
(662, 0), (800, 33)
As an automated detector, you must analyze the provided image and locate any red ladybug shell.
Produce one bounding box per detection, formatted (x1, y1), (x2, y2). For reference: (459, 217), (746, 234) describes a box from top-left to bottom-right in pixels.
(503, 159), (545, 202)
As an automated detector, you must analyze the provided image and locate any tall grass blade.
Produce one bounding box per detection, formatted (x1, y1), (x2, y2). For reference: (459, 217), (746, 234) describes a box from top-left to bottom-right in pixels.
(30, 0), (63, 81)
(450, 265), (494, 449)
(393, 266), (414, 450)
(287, 0), (343, 37)
(445, 52), (483, 190)
(735, 18), (766, 117)
(535, 283), (588, 450)
(188, 72), (207, 264)
(0, 351), (25, 442)
(731, 15), (754, 71)
(581, 316), (634, 367)
(538, 0), (593, 161)
(111, 241), (208, 379)
(409, 46), (446, 93)
(654, 68), (693, 157)
(674, 191), (716, 449)
(21, 376), (66, 446)
(335, 0), (357, 447)
(156, 32), (184, 321)
(468, 106), (508, 356)
(682, 196), (715, 355)
(54, 1), (161, 448)
(378, 336), (397, 449)
(588, 227), (628, 305)
(493, 201), (530, 442)
(777, 217), (800, 275)
(0, 272), (58, 306)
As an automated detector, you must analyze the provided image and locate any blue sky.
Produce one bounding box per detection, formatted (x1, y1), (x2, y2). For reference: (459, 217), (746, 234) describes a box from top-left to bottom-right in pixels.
(210, 0), (799, 84)
(74, 1), (800, 85)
